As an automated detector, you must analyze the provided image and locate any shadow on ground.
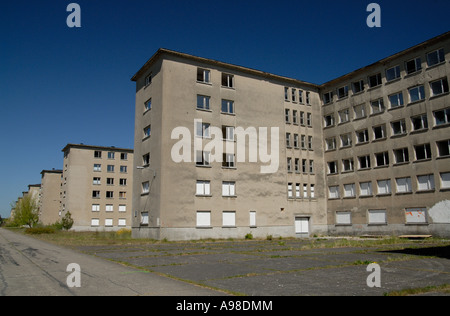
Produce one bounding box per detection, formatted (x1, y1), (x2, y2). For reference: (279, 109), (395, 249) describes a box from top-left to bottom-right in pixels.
(381, 245), (450, 259)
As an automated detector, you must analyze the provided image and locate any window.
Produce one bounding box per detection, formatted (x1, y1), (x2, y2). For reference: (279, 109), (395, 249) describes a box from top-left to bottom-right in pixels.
(342, 158), (354, 172)
(405, 208), (427, 224)
(325, 137), (336, 150)
(293, 134), (299, 148)
(411, 114), (428, 131)
(145, 73), (152, 86)
(93, 177), (101, 185)
(434, 108), (450, 126)
(301, 135), (306, 149)
(377, 179), (391, 195)
(391, 120), (407, 136)
(356, 129), (369, 143)
(303, 184), (308, 198)
(306, 92), (311, 105)
(440, 172), (450, 189)
(307, 113), (312, 127)
(437, 140), (450, 157)
(94, 151), (102, 158)
(396, 177), (412, 193)
(373, 125), (386, 140)
(143, 153), (150, 166)
(142, 181), (150, 194)
(287, 183), (293, 198)
(121, 153), (128, 161)
(144, 99), (152, 112)
(323, 92), (333, 104)
(336, 212), (352, 225)
(375, 151), (389, 167)
(107, 165), (114, 173)
(340, 133), (352, 147)
(430, 78), (449, 96)
(91, 219), (100, 227)
(299, 90), (304, 103)
(294, 158), (300, 173)
(405, 57), (422, 74)
(222, 181), (236, 197)
(338, 108), (350, 123)
(222, 211), (236, 227)
(106, 204), (113, 212)
(222, 73), (234, 88)
(371, 98), (385, 114)
(389, 92), (404, 109)
(196, 121), (210, 138)
(295, 183), (301, 198)
(196, 150), (210, 166)
(427, 48), (445, 67)
(368, 73), (382, 88)
(284, 87), (289, 101)
(358, 155), (371, 169)
(386, 65), (401, 82)
(310, 184), (315, 198)
(104, 219), (113, 227)
(143, 125), (151, 138)
(92, 204), (100, 212)
(197, 68), (210, 83)
(292, 110), (298, 124)
(360, 182), (373, 196)
(308, 136), (313, 150)
(196, 211), (211, 227)
(119, 178), (127, 186)
(141, 212), (149, 226)
(107, 152), (115, 160)
(301, 159), (307, 173)
(93, 164), (101, 172)
(120, 166), (127, 173)
(300, 112), (305, 125)
(222, 126), (235, 141)
(344, 183), (356, 197)
(368, 210), (387, 225)
(250, 211), (257, 227)
(354, 104), (366, 119)
(287, 158), (292, 173)
(408, 85), (425, 103)
(196, 180), (211, 196)
(118, 219), (127, 227)
(414, 143), (432, 160)
(119, 192), (126, 199)
(337, 86), (349, 99)
(292, 88), (297, 102)
(328, 186), (340, 199)
(285, 109), (290, 123)
(197, 95), (210, 110)
(106, 191), (114, 199)
(119, 205), (126, 212)
(286, 133), (291, 147)
(352, 80), (364, 94)
(394, 148), (409, 164)
(309, 160), (314, 174)
(223, 153), (235, 168)
(328, 161), (338, 174)
(324, 114), (335, 127)
(221, 99), (235, 114)
(417, 174), (435, 191)
(106, 178), (114, 185)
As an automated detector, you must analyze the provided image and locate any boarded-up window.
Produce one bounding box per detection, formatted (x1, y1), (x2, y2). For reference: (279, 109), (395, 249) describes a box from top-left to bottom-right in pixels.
(405, 208), (427, 224)
(368, 210), (387, 225)
(196, 211), (210, 227)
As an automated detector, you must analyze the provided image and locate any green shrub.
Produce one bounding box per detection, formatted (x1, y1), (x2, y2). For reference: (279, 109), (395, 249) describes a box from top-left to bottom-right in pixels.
(245, 233), (253, 240)
(25, 227), (56, 235)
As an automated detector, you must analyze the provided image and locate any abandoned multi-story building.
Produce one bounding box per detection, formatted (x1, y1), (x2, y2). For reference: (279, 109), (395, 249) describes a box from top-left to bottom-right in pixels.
(60, 144), (134, 231)
(131, 31), (450, 240)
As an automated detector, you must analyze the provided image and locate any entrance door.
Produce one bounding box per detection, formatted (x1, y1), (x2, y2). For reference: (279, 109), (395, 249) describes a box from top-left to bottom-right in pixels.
(295, 217), (309, 236)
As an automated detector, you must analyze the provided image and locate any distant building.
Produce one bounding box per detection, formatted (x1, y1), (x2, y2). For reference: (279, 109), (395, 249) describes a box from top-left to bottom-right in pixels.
(39, 169), (63, 225)
(131, 32), (450, 240)
(60, 144), (134, 231)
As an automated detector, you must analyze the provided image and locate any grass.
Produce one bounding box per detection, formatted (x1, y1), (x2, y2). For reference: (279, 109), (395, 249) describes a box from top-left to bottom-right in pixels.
(385, 284), (450, 296)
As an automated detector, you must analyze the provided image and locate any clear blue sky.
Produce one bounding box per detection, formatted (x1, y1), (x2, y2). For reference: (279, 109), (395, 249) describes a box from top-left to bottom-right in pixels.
(1, 0), (449, 218)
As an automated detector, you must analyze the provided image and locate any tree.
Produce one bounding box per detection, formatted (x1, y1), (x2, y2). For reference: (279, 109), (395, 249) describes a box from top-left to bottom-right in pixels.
(61, 211), (74, 230)
(12, 195), (39, 228)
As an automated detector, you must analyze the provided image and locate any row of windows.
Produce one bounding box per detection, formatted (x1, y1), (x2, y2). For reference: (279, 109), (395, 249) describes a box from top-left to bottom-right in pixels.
(286, 134), (313, 150)
(93, 164), (128, 173)
(195, 210), (256, 228)
(335, 208), (430, 226)
(91, 218), (128, 227)
(325, 109), (450, 151)
(284, 87), (312, 105)
(194, 180), (236, 197)
(287, 183), (315, 199)
(91, 204), (127, 212)
(92, 190), (127, 199)
(328, 172), (450, 199)
(285, 109), (312, 126)
(323, 48), (447, 105)
(196, 95), (236, 114)
(327, 140), (450, 174)
(287, 158), (314, 174)
(92, 177), (128, 186)
(197, 68), (235, 88)
(195, 150), (236, 168)
(94, 150), (129, 161)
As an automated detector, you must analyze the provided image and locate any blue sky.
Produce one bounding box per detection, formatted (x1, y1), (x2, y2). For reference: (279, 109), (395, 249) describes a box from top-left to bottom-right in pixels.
(1, 0), (449, 218)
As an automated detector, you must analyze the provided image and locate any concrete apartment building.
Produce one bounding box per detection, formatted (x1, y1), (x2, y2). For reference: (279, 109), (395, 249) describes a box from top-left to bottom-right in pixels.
(39, 169), (63, 225)
(61, 144), (134, 231)
(131, 32), (450, 240)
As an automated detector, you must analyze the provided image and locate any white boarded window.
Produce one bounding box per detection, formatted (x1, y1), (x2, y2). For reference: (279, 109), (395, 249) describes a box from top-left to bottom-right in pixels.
(92, 204), (100, 212)
(417, 174), (435, 191)
(222, 211), (236, 227)
(105, 219), (113, 227)
(329, 186), (340, 199)
(396, 177), (412, 193)
(250, 211), (256, 227)
(377, 179), (391, 195)
(196, 211), (211, 227)
(91, 219), (100, 227)
(336, 212), (352, 225)
(106, 204), (114, 212)
(405, 208), (427, 224)
(141, 212), (149, 225)
(440, 172), (450, 189)
(118, 219), (127, 227)
(344, 184), (356, 197)
(119, 205), (126, 212)
(196, 180), (211, 196)
(360, 182), (373, 196)
(368, 210), (387, 225)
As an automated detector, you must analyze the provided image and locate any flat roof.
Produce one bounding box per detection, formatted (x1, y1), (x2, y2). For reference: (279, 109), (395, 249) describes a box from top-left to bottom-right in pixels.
(62, 143), (133, 153)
